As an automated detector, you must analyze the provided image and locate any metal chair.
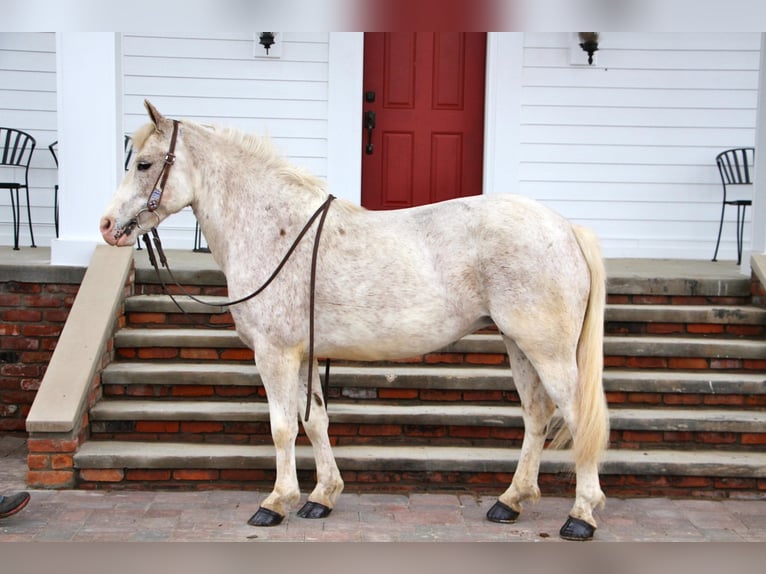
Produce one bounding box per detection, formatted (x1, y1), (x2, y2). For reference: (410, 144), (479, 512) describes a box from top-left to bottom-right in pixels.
(124, 134), (134, 171)
(193, 221), (210, 252)
(48, 141), (60, 238)
(712, 147), (755, 265)
(1, 127), (36, 250)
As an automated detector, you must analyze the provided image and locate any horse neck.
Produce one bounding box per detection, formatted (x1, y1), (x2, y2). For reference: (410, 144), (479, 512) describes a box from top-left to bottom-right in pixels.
(187, 131), (326, 278)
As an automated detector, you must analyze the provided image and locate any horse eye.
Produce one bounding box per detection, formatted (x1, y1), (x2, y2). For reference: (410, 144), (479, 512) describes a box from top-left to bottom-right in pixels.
(136, 160), (152, 171)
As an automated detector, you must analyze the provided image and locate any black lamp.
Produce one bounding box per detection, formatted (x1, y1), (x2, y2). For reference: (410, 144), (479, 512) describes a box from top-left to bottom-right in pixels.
(578, 32), (599, 65)
(259, 32), (276, 55)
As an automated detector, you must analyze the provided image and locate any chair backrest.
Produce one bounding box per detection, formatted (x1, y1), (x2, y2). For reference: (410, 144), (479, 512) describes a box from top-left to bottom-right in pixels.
(716, 147), (755, 186)
(0, 128), (36, 174)
(49, 140), (58, 167)
(124, 135), (134, 171)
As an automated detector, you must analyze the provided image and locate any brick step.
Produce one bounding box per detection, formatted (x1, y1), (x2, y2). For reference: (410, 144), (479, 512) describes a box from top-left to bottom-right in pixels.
(127, 295), (766, 320)
(113, 328), (766, 366)
(135, 257), (754, 299)
(101, 362), (766, 404)
(125, 295), (766, 333)
(607, 304), (766, 325)
(125, 295), (235, 329)
(606, 304), (766, 337)
(90, 399), (766, 431)
(450, 334), (766, 361)
(73, 440), (766, 496)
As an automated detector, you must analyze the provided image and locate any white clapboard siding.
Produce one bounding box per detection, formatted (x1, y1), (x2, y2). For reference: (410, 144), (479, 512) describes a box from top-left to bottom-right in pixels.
(519, 32), (760, 259)
(0, 32), (58, 248)
(122, 32), (330, 250)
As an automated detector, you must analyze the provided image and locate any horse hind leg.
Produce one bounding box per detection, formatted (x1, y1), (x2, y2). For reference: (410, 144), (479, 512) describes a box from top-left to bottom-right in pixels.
(520, 345), (607, 541)
(296, 359), (344, 519)
(487, 337), (556, 524)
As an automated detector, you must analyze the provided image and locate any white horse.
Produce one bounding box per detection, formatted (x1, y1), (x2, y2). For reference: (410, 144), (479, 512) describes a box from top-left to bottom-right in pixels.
(100, 101), (609, 541)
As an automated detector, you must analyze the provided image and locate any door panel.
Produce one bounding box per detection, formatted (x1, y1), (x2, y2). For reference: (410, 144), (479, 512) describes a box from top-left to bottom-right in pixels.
(362, 32), (486, 210)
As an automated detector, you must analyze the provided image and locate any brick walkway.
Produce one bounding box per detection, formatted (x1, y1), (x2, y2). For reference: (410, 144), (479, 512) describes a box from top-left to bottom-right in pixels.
(2, 436), (765, 542)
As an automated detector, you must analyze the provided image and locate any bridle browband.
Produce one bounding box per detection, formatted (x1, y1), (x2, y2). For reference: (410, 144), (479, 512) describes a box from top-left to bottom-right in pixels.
(131, 117), (335, 422)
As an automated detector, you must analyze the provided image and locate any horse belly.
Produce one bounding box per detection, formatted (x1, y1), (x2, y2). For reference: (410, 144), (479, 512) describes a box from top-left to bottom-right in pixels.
(316, 289), (488, 362)
(319, 318), (487, 362)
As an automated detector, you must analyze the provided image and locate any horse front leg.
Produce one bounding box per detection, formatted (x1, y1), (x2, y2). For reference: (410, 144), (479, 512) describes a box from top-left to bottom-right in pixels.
(248, 346), (302, 527)
(296, 359), (344, 519)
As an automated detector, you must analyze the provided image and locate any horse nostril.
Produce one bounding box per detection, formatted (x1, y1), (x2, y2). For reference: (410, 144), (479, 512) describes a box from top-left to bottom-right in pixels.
(100, 217), (114, 233)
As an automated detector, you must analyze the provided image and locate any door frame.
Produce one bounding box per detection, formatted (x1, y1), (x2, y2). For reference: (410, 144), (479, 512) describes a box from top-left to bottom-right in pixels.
(327, 32), (524, 205)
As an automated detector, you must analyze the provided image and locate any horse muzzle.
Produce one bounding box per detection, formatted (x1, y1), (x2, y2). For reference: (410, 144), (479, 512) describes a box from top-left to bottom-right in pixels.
(100, 209), (161, 246)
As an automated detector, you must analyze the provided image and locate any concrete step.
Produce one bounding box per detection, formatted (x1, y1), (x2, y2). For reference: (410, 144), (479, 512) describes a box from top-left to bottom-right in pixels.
(126, 295), (230, 314)
(74, 440), (766, 478)
(607, 304), (766, 325)
(113, 328), (766, 360)
(442, 334), (766, 361)
(115, 328), (247, 349)
(134, 255), (753, 298)
(90, 399), (766, 434)
(127, 295), (766, 326)
(101, 362), (766, 395)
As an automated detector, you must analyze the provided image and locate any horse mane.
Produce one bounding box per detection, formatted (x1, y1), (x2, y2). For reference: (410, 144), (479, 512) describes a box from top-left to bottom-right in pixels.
(204, 122), (364, 214)
(209, 124), (329, 196)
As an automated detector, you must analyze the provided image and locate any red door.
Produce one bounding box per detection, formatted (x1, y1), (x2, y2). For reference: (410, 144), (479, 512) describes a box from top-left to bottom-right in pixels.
(361, 32), (487, 210)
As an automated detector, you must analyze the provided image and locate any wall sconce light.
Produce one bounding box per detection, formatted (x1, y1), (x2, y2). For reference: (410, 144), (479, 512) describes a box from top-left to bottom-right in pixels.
(259, 32), (275, 54)
(578, 32), (599, 65)
(254, 32), (282, 58)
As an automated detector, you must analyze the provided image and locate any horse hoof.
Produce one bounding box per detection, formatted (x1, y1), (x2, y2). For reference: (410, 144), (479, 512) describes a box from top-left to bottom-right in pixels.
(486, 500), (520, 524)
(297, 500), (332, 519)
(559, 516), (596, 541)
(247, 506), (284, 527)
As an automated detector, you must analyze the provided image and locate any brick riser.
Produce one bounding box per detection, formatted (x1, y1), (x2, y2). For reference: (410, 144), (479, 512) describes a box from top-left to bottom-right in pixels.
(101, 383), (766, 408)
(114, 348), (766, 372)
(88, 423), (766, 451)
(137, 284), (757, 304)
(75, 468), (765, 498)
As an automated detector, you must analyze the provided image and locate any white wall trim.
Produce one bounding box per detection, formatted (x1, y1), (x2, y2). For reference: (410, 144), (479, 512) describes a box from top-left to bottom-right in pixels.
(51, 32), (123, 266)
(327, 32), (364, 205)
(483, 33), (523, 196)
(748, 32), (766, 269)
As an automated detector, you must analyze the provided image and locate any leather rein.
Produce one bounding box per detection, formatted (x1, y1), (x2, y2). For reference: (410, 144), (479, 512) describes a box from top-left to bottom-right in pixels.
(133, 119), (335, 422)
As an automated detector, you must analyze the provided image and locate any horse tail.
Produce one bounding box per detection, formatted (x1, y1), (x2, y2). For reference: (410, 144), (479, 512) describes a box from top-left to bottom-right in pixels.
(555, 225), (609, 469)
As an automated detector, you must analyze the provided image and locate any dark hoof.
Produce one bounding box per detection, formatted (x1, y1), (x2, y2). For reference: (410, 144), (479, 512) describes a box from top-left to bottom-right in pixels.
(559, 516), (596, 541)
(247, 506), (284, 527)
(486, 500), (520, 524)
(297, 500), (332, 519)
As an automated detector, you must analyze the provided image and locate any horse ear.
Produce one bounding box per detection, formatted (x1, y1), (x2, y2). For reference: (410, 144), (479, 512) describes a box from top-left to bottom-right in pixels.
(144, 99), (171, 133)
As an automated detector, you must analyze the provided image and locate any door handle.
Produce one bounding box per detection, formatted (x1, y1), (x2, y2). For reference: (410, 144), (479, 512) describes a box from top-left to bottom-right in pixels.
(364, 110), (376, 155)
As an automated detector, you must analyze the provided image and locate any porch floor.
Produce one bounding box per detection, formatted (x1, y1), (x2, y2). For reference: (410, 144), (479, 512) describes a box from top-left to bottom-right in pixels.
(0, 246), (750, 286)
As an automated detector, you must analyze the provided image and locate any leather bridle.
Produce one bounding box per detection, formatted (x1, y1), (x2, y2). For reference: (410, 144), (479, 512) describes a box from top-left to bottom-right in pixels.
(132, 117), (335, 422)
(115, 119), (180, 242)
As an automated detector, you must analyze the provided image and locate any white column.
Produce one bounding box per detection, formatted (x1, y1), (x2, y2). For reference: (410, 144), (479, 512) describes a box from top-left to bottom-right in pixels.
(748, 33), (766, 270)
(51, 33), (123, 266)
(483, 32), (523, 196)
(327, 32), (364, 205)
